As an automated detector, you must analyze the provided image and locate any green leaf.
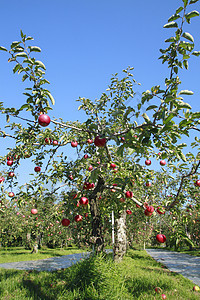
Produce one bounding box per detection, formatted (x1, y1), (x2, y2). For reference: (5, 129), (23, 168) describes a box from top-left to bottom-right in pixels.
(192, 51), (200, 56)
(168, 14), (180, 22)
(179, 90), (193, 95)
(0, 46), (7, 51)
(117, 145), (124, 157)
(182, 0), (188, 7)
(182, 32), (194, 42)
(185, 10), (199, 19)
(183, 60), (189, 70)
(176, 6), (183, 14)
(163, 21), (178, 28)
(163, 113), (174, 124)
(25, 36), (34, 41)
(90, 169), (98, 183)
(146, 105), (158, 111)
(189, 0), (199, 3)
(35, 60), (46, 70)
(15, 52), (27, 58)
(13, 64), (21, 74)
(142, 113), (150, 122)
(6, 114), (10, 123)
(29, 46), (41, 52)
(45, 91), (55, 105)
(22, 74), (29, 82)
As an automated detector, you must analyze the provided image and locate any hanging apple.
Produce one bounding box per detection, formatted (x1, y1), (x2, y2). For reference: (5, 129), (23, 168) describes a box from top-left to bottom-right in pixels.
(74, 215), (83, 222)
(61, 218), (70, 226)
(8, 172), (14, 177)
(125, 191), (133, 198)
(195, 180), (200, 187)
(31, 208), (38, 215)
(34, 166), (41, 172)
(88, 165), (93, 171)
(156, 234), (166, 243)
(0, 177), (5, 183)
(160, 160), (166, 166)
(52, 140), (58, 145)
(146, 182), (151, 187)
(157, 207), (165, 215)
(94, 136), (107, 147)
(8, 192), (14, 197)
(79, 197), (89, 206)
(38, 114), (51, 127)
(87, 139), (93, 144)
(7, 160), (13, 166)
(126, 209), (132, 215)
(146, 206), (154, 213)
(110, 163), (116, 169)
(45, 138), (52, 144)
(71, 141), (78, 147)
(145, 159), (151, 166)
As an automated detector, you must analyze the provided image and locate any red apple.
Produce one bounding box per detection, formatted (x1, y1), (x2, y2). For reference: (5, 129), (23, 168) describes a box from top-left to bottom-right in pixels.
(83, 182), (94, 190)
(146, 206), (154, 213)
(74, 214), (83, 222)
(121, 137), (125, 142)
(155, 287), (162, 293)
(7, 160), (13, 166)
(31, 208), (38, 215)
(79, 197), (89, 206)
(7, 156), (13, 161)
(88, 165), (93, 171)
(61, 218), (70, 226)
(136, 204), (140, 208)
(156, 234), (166, 243)
(84, 154), (89, 159)
(69, 175), (73, 180)
(110, 163), (116, 169)
(87, 139), (93, 144)
(8, 192), (14, 197)
(0, 177), (5, 183)
(45, 138), (52, 144)
(72, 193), (78, 199)
(8, 172), (14, 177)
(94, 136), (107, 147)
(125, 191), (133, 198)
(53, 140), (58, 146)
(160, 160), (166, 166)
(126, 209), (132, 215)
(144, 209), (152, 216)
(146, 182), (151, 187)
(113, 169), (118, 173)
(145, 159), (151, 166)
(38, 114), (51, 127)
(157, 207), (165, 215)
(34, 166), (41, 172)
(161, 294), (167, 299)
(195, 180), (200, 187)
(71, 141), (78, 147)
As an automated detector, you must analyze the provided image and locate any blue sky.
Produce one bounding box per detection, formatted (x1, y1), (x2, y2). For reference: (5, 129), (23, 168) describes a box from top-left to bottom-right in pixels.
(0, 0), (200, 188)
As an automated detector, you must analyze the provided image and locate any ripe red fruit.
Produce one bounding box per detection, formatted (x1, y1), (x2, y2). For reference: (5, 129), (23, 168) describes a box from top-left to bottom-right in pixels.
(125, 191), (133, 198)
(94, 136), (107, 147)
(69, 175), (73, 180)
(31, 208), (38, 215)
(79, 197), (89, 206)
(156, 234), (166, 243)
(121, 137), (125, 142)
(83, 182), (94, 190)
(8, 172), (14, 177)
(38, 114), (51, 127)
(8, 192), (14, 197)
(146, 182), (151, 187)
(84, 154), (89, 159)
(52, 140), (58, 145)
(110, 163), (116, 169)
(45, 138), (52, 144)
(155, 287), (162, 293)
(144, 209), (152, 216)
(71, 141), (78, 147)
(87, 139), (93, 144)
(160, 160), (166, 166)
(136, 204), (140, 208)
(7, 156), (13, 161)
(161, 294), (167, 300)
(7, 160), (13, 166)
(145, 159), (151, 166)
(146, 206), (154, 213)
(88, 165), (93, 171)
(0, 177), (5, 183)
(157, 207), (165, 215)
(126, 209), (132, 215)
(34, 166), (41, 173)
(72, 193), (78, 199)
(195, 180), (200, 187)
(61, 218), (70, 226)
(74, 215), (83, 222)
(113, 169), (118, 173)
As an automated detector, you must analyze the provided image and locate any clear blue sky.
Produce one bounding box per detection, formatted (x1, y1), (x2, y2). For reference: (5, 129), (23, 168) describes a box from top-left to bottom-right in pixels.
(0, 0), (200, 188)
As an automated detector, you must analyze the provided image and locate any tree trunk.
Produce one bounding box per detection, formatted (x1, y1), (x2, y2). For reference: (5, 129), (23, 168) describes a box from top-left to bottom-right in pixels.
(31, 243), (38, 253)
(114, 209), (127, 262)
(89, 176), (105, 253)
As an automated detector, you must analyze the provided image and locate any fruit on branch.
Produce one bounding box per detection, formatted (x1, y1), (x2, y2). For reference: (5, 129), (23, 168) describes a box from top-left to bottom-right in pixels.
(121, 137), (125, 142)
(146, 206), (154, 213)
(161, 294), (167, 300)
(88, 165), (93, 171)
(145, 159), (151, 166)
(157, 207), (165, 215)
(38, 114), (51, 127)
(83, 182), (94, 190)
(71, 141), (78, 147)
(160, 160), (166, 166)
(87, 139), (93, 144)
(34, 166), (41, 172)
(94, 136), (106, 147)
(79, 197), (89, 206)
(7, 160), (13, 166)
(45, 138), (52, 144)
(24, 152), (31, 158)
(146, 182), (151, 187)
(7, 156), (13, 161)
(8, 192), (14, 197)
(72, 193), (78, 199)
(155, 287), (162, 293)
(61, 218), (70, 226)
(110, 163), (116, 169)
(195, 180), (200, 187)
(75, 214), (83, 222)
(144, 209), (152, 216)
(31, 208), (38, 215)
(84, 154), (89, 159)
(113, 169), (118, 173)
(136, 204), (140, 208)
(53, 140), (58, 145)
(8, 172), (14, 177)
(125, 191), (133, 198)
(156, 234), (166, 243)
(0, 177), (5, 183)
(69, 175), (73, 180)
(126, 209), (132, 215)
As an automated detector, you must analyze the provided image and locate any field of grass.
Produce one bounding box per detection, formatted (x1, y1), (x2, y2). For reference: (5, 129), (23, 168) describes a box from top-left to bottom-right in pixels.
(0, 246), (89, 264)
(0, 248), (199, 299)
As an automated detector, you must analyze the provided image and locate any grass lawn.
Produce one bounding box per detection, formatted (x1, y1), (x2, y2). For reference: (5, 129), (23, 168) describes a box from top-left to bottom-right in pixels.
(0, 249), (199, 299)
(0, 246), (89, 264)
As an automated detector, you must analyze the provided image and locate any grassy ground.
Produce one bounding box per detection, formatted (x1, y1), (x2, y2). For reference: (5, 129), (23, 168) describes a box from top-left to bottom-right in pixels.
(0, 249), (199, 299)
(0, 246), (89, 264)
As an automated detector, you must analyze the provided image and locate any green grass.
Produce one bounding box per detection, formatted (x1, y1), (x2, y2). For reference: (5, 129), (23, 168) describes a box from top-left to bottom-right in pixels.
(0, 249), (199, 299)
(0, 246), (89, 264)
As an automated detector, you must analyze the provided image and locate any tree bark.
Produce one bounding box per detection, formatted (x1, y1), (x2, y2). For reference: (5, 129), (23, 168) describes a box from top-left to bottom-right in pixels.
(89, 176), (105, 253)
(114, 209), (127, 262)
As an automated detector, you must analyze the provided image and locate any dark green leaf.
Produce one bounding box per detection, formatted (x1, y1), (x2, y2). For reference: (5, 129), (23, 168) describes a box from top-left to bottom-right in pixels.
(6, 114), (10, 123)
(163, 21), (178, 28)
(28, 46), (42, 52)
(192, 51), (200, 56)
(0, 46), (7, 51)
(168, 14), (180, 22)
(189, 0), (199, 3)
(146, 105), (158, 111)
(182, 0), (188, 7)
(22, 74), (29, 82)
(176, 6), (183, 14)
(35, 60), (46, 70)
(15, 52), (28, 58)
(45, 91), (55, 105)
(182, 32), (194, 42)
(179, 90), (193, 95)
(13, 64), (21, 74)
(185, 10), (199, 19)
(163, 113), (174, 124)
(25, 36), (34, 41)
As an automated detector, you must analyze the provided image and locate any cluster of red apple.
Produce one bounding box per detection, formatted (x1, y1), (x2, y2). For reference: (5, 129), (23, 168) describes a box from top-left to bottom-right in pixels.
(45, 138), (58, 146)
(145, 159), (166, 166)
